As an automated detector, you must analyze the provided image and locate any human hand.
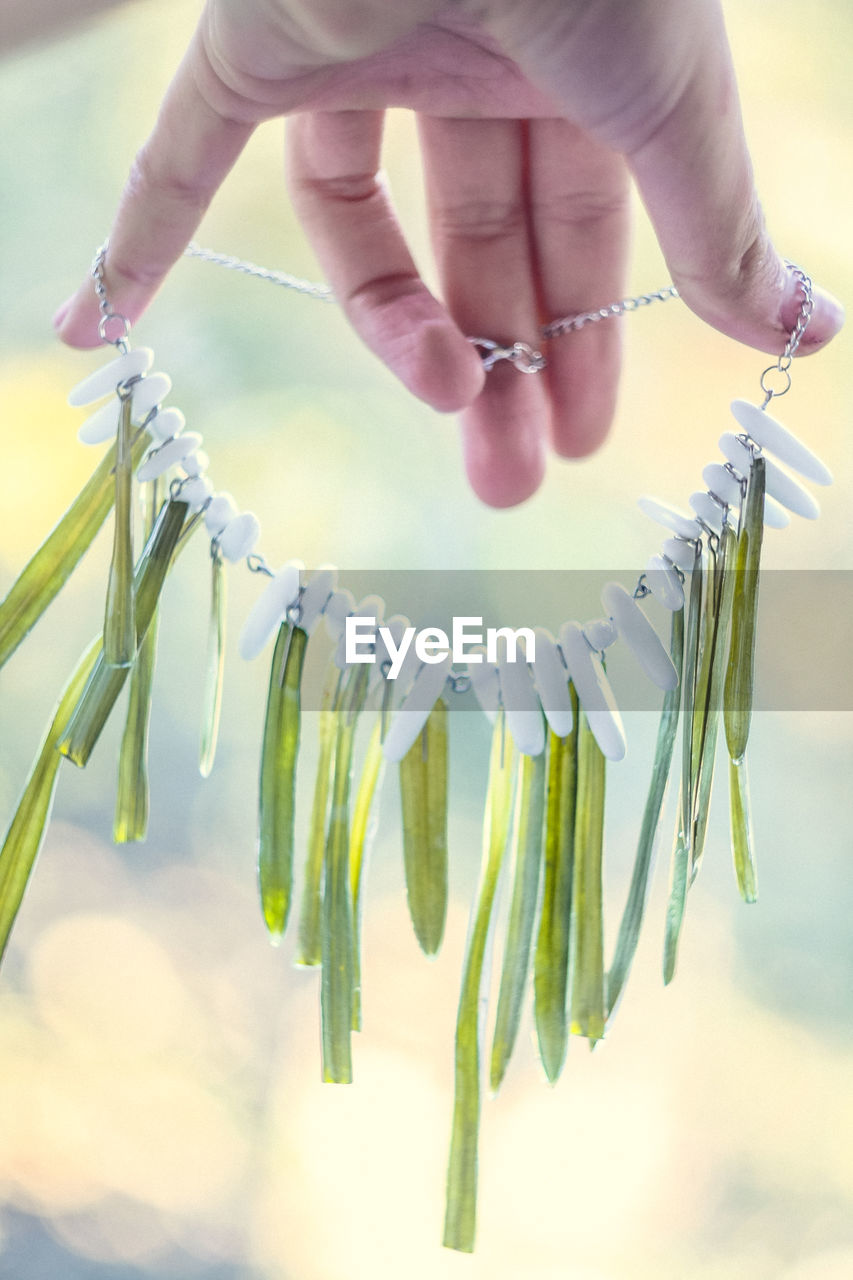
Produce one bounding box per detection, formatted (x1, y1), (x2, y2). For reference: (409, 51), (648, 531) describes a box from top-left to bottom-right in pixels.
(53, 0), (844, 506)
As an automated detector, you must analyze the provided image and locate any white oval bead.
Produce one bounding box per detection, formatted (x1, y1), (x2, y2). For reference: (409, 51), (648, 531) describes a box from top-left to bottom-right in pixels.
(388, 627), (423, 704)
(637, 496), (702, 541)
(688, 491), (724, 534)
(218, 511), (261, 563)
(137, 431), (203, 481)
(180, 475), (213, 511)
(583, 618), (618, 652)
(323, 587), (354, 640)
(467, 646), (499, 725)
(147, 406), (187, 445)
(530, 628), (572, 738)
(382, 656), (451, 763)
(370, 610), (406, 692)
(498, 650), (545, 757)
(181, 448), (209, 477)
(719, 433), (819, 519)
(558, 622), (626, 762)
(662, 536), (698, 571)
(68, 348), (154, 406)
(239, 561), (302, 660)
(298, 567), (340, 634)
(702, 462), (743, 508)
(204, 492), (239, 538)
(77, 372), (172, 445)
(730, 398), (832, 486)
(646, 554), (685, 611)
(601, 581), (679, 691)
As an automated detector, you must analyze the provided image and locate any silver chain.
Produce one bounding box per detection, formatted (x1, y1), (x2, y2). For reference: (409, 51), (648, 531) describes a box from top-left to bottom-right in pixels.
(758, 263), (813, 404)
(184, 241), (335, 302)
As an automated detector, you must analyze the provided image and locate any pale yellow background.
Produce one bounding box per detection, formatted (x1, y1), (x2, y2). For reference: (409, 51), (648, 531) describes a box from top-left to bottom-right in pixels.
(0, 3), (851, 1277)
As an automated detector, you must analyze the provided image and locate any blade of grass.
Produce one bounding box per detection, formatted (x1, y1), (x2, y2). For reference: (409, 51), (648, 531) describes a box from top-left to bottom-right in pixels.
(443, 708), (514, 1253)
(103, 394), (136, 667)
(725, 457), (766, 762)
(57, 498), (189, 768)
(729, 754), (758, 903)
(399, 697), (449, 956)
(569, 712), (607, 1043)
(258, 622), (308, 941)
(199, 551), (227, 778)
(489, 744), (546, 1092)
(0, 433), (146, 671)
(606, 606), (684, 1020)
(0, 637), (101, 966)
(296, 661), (341, 967)
(349, 717), (385, 1030)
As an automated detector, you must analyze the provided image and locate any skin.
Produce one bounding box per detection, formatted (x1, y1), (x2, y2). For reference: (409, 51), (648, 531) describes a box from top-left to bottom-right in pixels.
(50, 0), (844, 506)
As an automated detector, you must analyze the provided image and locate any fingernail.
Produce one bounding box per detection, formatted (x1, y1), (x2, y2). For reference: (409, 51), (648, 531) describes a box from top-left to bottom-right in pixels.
(782, 277), (845, 348)
(52, 299), (72, 331)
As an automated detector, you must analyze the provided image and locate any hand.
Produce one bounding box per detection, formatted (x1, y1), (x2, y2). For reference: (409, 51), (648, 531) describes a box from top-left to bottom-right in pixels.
(53, 0), (844, 506)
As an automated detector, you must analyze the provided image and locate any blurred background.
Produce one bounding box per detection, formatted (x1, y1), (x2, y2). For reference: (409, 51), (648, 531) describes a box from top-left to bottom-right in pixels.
(0, 2), (851, 1276)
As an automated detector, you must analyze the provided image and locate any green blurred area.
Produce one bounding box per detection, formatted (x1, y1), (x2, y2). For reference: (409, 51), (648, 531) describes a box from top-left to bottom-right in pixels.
(0, 2), (852, 1277)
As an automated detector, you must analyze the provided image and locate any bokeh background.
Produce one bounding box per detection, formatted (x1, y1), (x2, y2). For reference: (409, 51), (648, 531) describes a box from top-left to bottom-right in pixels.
(1, 2), (852, 1277)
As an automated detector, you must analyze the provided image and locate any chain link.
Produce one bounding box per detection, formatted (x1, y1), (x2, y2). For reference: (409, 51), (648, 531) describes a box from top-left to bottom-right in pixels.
(91, 241), (132, 350)
(759, 263), (813, 405)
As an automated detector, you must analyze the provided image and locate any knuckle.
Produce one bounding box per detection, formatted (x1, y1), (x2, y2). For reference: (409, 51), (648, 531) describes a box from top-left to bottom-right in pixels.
(435, 198), (527, 245)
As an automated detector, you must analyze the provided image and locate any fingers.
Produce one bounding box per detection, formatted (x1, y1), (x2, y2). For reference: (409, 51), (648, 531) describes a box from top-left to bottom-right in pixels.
(285, 110), (484, 413)
(54, 30), (255, 348)
(527, 119), (630, 458)
(417, 115), (549, 507)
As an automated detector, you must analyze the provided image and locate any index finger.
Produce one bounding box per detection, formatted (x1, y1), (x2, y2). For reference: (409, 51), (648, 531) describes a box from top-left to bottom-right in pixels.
(54, 30), (255, 347)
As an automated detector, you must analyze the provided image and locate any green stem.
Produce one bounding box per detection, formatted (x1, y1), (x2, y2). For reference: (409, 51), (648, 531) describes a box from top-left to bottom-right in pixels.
(296, 662), (341, 967)
(199, 551), (227, 778)
(570, 712), (607, 1043)
(729, 754), (758, 903)
(103, 393), (136, 667)
(725, 457), (766, 762)
(349, 718), (385, 1031)
(399, 698), (449, 956)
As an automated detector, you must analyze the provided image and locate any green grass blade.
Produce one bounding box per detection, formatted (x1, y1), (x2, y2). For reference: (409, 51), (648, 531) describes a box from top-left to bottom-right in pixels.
(570, 712), (607, 1043)
(321, 666), (368, 1083)
(349, 718), (385, 1031)
(296, 662), (341, 967)
(113, 480), (163, 844)
(725, 457), (766, 762)
(690, 525), (738, 879)
(489, 746), (546, 1093)
(257, 623), (308, 942)
(729, 754), (758, 903)
(607, 606), (684, 1020)
(199, 552), (227, 778)
(0, 637), (101, 965)
(399, 698), (449, 956)
(534, 692), (579, 1084)
(663, 827), (690, 985)
(57, 498), (189, 768)
(0, 433), (147, 671)
(443, 708), (514, 1253)
(103, 394), (136, 667)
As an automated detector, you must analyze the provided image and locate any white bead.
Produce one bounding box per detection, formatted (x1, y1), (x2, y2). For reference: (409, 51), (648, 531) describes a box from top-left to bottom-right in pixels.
(530, 627), (572, 738)
(68, 348), (154, 406)
(298, 567), (339, 634)
(204, 492), (239, 538)
(382, 656), (451, 763)
(688, 491), (724, 534)
(322, 587), (354, 640)
(388, 625), (422, 703)
(137, 431), (203, 481)
(702, 462), (742, 508)
(147, 406), (187, 445)
(583, 618), (618, 652)
(370, 610), (405, 692)
(496, 636), (544, 757)
(718, 433), (819, 520)
(558, 621), (626, 762)
(218, 512), (260, 563)
(637, 496), (703, 540)
(646, 554), (685, 611)
(77, 373), (172, 445)
(662, 536), (698, 571)
(181, 449), (209, 477)
(601, 582), (678, 691)
(180, 475), (213, 511)
(239, 561), (302, 660)
(730, 398), (832, 486)
(467, 646), (499, 725)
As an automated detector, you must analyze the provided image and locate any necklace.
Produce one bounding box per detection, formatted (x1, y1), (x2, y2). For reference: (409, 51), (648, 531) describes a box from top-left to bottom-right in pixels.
(0, 245), (831, 1253)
